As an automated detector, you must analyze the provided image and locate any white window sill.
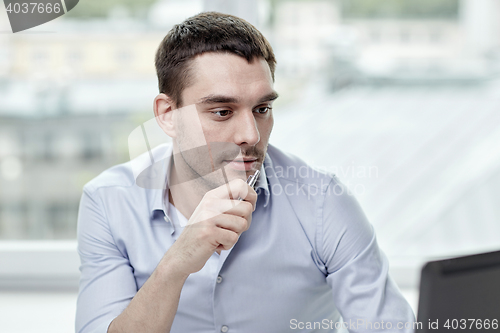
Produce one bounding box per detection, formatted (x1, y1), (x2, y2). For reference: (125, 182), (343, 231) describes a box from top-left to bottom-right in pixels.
(0, 241), (80, 291)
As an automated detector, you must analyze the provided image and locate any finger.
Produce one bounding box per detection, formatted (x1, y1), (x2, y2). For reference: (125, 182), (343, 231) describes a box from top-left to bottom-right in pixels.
(203, 198), (254, 215)
(240, 186), (257, 210)
(213, 227), (240, 250)
(223, 200), (254, 218)
(214, 214), (250, 234)
(204, 198), (250, 214)
(207, 179), (257, 205)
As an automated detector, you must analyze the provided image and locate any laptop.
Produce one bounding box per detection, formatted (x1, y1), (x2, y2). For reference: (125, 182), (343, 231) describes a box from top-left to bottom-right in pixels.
(417, 250), (500, 332)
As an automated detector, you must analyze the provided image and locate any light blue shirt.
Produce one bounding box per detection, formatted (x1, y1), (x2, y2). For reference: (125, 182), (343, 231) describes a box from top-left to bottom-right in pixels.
(76, 143), (415, 333)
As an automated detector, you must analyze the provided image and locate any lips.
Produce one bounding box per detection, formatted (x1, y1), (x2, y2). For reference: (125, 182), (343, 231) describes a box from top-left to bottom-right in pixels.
(223, 156), (258, 163)
(234, 158), (257, 162)
(223, 158), (258, 171)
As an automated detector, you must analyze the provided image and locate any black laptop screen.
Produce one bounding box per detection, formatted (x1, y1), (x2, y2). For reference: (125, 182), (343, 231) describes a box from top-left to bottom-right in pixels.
(416, 250), (500, 332)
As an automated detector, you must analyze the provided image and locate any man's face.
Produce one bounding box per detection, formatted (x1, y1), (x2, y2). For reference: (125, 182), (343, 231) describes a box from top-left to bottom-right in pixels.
(172, 52), (277, 189)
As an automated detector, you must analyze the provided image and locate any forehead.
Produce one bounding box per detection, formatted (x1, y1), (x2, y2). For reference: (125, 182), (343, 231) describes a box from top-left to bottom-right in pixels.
(184, 52), (274, 104)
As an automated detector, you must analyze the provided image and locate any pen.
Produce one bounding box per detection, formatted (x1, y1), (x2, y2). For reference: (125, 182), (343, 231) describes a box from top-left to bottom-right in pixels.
(239, 169), (260, 201)
(246, 169), (260, 188)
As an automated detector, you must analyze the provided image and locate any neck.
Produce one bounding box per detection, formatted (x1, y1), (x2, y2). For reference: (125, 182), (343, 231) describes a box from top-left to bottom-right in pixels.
(168, 158), (207, 220)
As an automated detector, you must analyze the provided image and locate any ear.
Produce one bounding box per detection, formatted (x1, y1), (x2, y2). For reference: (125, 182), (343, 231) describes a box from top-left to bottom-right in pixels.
(154, 93), (177, 138)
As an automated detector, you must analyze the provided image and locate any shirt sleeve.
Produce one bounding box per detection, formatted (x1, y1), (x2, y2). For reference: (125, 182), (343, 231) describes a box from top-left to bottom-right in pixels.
(75, 187), (138, 333)
(320, 176), (415, 332)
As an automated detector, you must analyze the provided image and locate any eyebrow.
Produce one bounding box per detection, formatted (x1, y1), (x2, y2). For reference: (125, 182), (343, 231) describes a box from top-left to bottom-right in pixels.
(197, 91), (279, 105)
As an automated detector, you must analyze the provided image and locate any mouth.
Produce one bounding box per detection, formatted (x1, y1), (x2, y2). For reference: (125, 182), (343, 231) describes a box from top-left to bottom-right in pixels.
(223, 157), (258, 171)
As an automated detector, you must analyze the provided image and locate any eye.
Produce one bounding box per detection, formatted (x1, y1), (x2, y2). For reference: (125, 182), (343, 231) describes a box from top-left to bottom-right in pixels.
(212, 110), (232, 117)
(254, 106), (271, 114)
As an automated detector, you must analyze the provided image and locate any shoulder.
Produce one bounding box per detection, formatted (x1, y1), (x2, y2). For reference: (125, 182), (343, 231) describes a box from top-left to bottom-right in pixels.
(83, 161), (136, 195)
(265, 148), (382, 278)
(266, 144), (335, 191)
(82, 143), (171, 195)
(266, 145), (373, 266)
(266, 144), (365, 220)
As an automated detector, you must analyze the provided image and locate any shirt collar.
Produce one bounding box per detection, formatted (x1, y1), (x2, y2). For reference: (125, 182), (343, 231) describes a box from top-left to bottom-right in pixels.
(139, 143), (171, 214)
(255, 154), (271, 208)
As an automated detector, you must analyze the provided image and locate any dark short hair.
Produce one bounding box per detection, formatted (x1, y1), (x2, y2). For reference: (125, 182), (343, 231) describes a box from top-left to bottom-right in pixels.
(154, 12), (276, 107)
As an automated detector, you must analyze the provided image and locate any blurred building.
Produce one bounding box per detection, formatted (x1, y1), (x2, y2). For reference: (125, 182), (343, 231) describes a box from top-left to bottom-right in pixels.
(271, 0), (500, 85)
(0, 18), (165, 239)
(343, 19), (467, 81)
(0, 114), (137, 239)
(345, 0), (500, 82)
(273, 0), (340, 77)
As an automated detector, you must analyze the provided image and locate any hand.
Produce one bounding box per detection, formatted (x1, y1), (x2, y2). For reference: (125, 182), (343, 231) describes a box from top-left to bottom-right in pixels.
(161, 178), (257, 277)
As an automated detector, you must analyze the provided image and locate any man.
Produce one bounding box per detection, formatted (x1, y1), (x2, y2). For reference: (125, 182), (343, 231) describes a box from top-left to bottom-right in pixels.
(76, 12), (415, 333)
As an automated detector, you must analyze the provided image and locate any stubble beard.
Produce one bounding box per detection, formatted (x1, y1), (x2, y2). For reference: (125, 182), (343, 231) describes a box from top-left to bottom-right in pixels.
(173, 140), (266, 193)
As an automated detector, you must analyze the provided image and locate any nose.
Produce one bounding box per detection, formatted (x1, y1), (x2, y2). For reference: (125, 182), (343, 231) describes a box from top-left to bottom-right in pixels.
(233, 111), (260, 146)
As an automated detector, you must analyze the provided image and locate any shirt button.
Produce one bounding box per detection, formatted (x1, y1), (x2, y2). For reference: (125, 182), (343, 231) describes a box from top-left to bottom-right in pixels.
(163, 216), (168, 222)
(221, 325), (229, 332)
(216, 275), (223, 284)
